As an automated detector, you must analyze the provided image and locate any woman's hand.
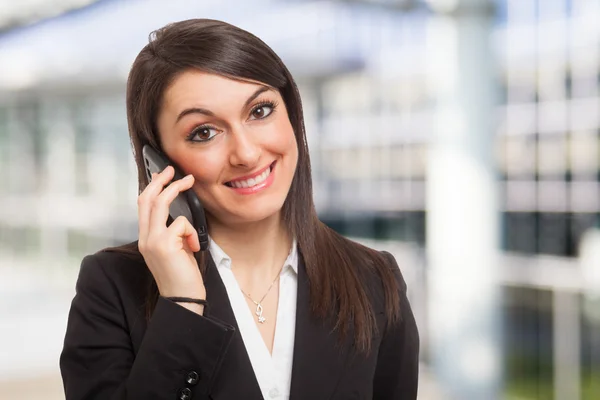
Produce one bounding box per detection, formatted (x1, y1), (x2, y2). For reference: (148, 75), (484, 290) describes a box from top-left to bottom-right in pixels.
(137, 166), (206, 312)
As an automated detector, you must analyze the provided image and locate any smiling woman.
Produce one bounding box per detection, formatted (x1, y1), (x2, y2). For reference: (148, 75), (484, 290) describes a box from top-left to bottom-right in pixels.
(59, 19), (419, 400)
(158, 72), (298, 227)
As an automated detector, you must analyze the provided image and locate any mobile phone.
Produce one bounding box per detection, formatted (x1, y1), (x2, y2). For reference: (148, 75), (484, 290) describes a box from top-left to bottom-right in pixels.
(142, 144), (209, 251)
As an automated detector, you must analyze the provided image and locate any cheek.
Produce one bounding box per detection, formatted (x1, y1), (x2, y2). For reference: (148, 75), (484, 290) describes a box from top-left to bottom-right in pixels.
(285, 128), (299, 165)
(185, 157), (224, 211)
(173, 151), (222, 188)
(161, 147), (218, 207)
(269, 119), (297, 156)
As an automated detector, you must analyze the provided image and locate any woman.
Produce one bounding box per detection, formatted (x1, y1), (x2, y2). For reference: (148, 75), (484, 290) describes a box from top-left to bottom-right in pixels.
(60, 19), (419, 400)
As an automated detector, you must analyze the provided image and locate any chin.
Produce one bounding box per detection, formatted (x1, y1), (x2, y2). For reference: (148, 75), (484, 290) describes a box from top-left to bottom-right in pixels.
(226, 199), (286, 225)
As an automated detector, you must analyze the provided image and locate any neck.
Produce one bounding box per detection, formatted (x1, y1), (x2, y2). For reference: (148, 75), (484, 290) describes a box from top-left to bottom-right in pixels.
(207, 213), (293, 280)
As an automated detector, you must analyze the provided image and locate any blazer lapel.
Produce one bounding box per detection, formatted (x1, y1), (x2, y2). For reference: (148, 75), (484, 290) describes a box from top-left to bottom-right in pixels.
(200, 253), (264, 400)
(289, 256), (354, 400)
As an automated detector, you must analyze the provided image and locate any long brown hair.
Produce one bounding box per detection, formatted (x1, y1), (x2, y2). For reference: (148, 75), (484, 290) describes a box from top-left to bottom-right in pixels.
(105, 19), (401, 354)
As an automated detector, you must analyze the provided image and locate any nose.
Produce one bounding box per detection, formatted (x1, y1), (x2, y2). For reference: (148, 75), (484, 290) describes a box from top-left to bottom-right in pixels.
(228, 127), (261, 168)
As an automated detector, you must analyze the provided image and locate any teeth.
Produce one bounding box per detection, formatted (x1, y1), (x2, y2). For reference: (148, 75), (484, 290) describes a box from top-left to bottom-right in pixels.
(231, 167), (271, 189)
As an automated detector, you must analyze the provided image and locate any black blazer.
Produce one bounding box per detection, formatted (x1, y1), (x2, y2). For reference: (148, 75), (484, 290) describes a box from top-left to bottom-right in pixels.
(60, 244), (419, 400)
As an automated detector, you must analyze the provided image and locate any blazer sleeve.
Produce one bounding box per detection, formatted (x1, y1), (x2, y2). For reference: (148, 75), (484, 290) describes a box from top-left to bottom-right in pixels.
(59, 254), (235, 400)
(372, 252), (420, 400)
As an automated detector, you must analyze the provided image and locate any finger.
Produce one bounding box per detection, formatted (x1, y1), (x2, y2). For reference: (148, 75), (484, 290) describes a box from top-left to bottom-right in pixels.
(138, 166), (177, 241)
(147, 166), (176, 194)
(185, 233), (201, 253)
(184, 225), (201, 253)
(142, 166), (176, 205)
(167, 215), (200, 252)
(148, 174), (196, 234)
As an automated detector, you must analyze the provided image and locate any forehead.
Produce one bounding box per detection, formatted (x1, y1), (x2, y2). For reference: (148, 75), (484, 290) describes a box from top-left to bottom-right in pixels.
(162, 70), (271, 112)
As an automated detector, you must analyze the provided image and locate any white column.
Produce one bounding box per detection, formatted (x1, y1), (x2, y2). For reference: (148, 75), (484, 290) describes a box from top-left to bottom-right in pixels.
(580, 228), (600, 400)
(425, 0), (502, 398)
(553, 290), (581, 400)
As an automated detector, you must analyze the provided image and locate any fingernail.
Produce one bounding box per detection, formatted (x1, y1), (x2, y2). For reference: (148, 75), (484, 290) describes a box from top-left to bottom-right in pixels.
(184, 174), (194, 180)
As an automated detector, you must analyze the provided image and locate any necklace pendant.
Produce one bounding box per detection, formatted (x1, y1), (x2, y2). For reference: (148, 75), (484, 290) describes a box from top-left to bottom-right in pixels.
(255, 303), (266, 324)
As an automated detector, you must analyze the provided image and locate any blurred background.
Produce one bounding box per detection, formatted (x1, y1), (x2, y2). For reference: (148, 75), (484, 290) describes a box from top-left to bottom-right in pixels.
(0, 0), (599, 399)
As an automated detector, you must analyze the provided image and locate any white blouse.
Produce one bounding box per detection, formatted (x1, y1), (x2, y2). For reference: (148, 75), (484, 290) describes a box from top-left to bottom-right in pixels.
(208, 237), (298, 400)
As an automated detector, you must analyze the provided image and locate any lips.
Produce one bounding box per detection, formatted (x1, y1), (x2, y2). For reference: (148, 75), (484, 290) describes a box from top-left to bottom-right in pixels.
(225, 161), (276, 189)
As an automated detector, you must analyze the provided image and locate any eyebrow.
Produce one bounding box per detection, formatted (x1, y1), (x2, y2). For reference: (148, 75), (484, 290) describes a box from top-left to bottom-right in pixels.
(175, 85), (272, 124)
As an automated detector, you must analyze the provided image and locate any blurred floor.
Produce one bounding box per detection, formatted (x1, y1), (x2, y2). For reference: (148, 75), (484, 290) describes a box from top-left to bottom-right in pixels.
(0, 372), (64, 400)
(0, 257), (76, 375)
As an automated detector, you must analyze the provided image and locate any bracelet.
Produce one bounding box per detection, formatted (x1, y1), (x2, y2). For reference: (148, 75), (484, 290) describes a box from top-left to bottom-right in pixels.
(164, 296), (209, 312)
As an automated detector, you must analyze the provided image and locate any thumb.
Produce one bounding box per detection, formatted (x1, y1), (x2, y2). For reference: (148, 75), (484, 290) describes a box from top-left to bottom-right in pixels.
(170, 216), (201, 253)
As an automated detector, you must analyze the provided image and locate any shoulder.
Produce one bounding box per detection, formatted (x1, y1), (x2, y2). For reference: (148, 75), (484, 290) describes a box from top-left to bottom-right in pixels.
(377, 250), (408, 292)
(83, 241), (147, 278)
(75, 241), (151, 304)
(333, 235), (408, 303)
(336, 236), (407, 289)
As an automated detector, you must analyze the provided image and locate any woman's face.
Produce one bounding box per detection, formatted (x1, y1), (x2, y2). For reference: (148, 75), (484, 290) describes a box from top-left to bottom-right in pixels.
(156, 70), (298, 226)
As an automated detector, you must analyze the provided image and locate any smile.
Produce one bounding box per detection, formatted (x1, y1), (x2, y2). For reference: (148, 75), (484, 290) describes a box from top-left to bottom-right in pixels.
(224, 161), (276, 194)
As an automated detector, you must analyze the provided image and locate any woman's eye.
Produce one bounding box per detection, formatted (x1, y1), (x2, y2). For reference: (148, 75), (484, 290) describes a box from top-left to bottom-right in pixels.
(188, 126), (219, 142)
(250, 103), (273, 120)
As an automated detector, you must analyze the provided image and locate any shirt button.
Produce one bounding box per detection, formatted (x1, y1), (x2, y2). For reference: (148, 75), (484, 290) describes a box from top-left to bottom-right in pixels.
(269, 387), (280, 398)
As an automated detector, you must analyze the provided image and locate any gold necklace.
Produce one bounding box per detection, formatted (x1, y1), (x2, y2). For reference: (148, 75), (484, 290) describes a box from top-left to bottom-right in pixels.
(240, 266), (283, 324)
